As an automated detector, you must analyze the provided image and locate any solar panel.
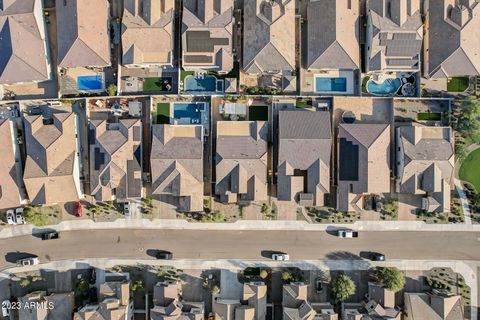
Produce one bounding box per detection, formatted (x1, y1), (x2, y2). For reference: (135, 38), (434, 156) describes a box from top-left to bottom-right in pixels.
(339, 138), (359, 181)
(184, 55), (213, 63)
(186, 31), (229, 53)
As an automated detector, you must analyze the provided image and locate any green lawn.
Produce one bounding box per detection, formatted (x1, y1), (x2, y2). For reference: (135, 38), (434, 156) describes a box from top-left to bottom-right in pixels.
(155, 103), (171, 124)
(417, 112), (442, 121)
(447, 77), (469, 92)
(362, 76), (370, 94)
(459, 147), (480, 192)
(180, 70), (195, 83)
(143, 77), (172, 92)
(296, 97), (313, 109)
(249, 106), (269, 121)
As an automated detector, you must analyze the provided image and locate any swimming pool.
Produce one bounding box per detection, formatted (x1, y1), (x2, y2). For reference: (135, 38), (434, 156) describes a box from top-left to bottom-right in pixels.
(366, 78), (402, 95)
(184, 75), (219, 92)
(173, 103), (204, 124)
(77, 75), (103, 91)
(315, 77), (347, 92)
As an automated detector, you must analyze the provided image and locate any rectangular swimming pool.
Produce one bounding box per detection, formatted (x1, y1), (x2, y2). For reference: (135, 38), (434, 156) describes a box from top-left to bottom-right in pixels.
(184, 75), (219, 92)
(173, 103), (204, 124)
(315, 77), (347, 92)
(77, 75), (103, 91)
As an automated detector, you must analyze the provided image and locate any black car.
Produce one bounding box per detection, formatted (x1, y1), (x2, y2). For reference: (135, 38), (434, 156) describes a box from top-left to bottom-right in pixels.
(41, 231), (59, 240)
(370, 252), (386, 261)
(156, 251), (173, 260)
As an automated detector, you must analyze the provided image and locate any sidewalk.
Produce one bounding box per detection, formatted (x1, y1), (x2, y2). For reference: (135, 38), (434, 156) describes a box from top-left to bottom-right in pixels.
(2, 218), (480, 239)
(455, 178), (473, 224)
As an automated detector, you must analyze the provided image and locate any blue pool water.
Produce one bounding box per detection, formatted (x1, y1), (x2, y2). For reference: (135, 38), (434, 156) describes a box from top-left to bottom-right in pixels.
(315, 77), (347, 92)
(77, 75), (103, 90)
(184, 75), (218, 92)
(173, 103), (204, 124)
(367, 78), (402, 95)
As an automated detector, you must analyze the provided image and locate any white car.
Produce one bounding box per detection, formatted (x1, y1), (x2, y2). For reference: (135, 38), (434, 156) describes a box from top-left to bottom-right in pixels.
(272, 253), (290, 261)
(6, 210), (16, 225)
(15, 208), (26, 225)
(123, 202), (130, 217)
(16, 257), (39, 266)
(337, 229), (358, 238)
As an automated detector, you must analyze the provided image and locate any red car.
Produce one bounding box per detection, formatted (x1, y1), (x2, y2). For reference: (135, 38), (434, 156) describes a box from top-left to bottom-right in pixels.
(74, 201), (83, 217)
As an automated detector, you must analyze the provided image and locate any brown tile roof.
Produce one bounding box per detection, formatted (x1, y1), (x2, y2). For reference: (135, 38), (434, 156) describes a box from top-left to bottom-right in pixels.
(23, 113), (81, 205)
(89, 118), (143, 202)
(404, 293), (463, 320)
(215, 121), (268, 203)
(243, 0), (295, 74)
(56, 0), (110, 68)
(425, 0), (480, 78)
(150, 125), (203, 212)
(0, 0), (49, 84)
(122, 0), (174, 66)
(0, 119), (22, 209)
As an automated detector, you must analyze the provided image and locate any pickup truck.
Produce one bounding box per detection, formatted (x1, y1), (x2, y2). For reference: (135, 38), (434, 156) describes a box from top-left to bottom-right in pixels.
(337, 229), (358, 238)
(41, 231), (60, 240)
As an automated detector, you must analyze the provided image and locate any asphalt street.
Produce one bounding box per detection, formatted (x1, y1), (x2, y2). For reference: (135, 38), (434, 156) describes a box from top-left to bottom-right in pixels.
(1, 229), (480, 268)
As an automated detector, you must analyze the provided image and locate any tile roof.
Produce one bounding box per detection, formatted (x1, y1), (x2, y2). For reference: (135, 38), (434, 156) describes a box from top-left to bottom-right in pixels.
(182, 0), (234, 72)
(282, 283), (316, 320)
(366, 0), (423, 72)
(215, 121), (268, 203)
(305, 0), (360, 70)
(23, 112), (81, 205)
(0, 119), (21, 210)
(89, 118), (143, 202)
(56, 0), (110, 68)
(425, 0), (480, 78)
(277, 110), (332, 206)
(151, 125), (203, 212)
(122, 0), (174, 66)
(404, 293), (464, 320)
(243, 0), (295, 74)
(0, 0), (49, 84)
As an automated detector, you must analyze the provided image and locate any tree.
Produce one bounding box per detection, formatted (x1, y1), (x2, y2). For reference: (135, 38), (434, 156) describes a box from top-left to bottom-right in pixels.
(330, 274), (356, 302)
(131, 279), (145, 292)
(20, 278), (31, 288)
(106, 84), (117, 96)
(373, 267), (405, 293)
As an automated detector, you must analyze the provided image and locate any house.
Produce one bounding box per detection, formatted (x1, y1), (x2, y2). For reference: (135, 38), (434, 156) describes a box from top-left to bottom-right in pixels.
(151, 280), (205, 320)
(0, 0), (50, 84)
(215, 121), (268, 203)
(150, 125), (203, 212)
(404, 292), (464, 320)
(182, 0), (234, 73)
(424, 0), (480, 78)
(396, 125), (454, 212)
(243, 0), (295, 82)
(18, 291), (74, 320)
(23, 113), (82, 205)
(89, 118), (143, 202)
(365, 0), (423, 73)
(0, 119), (22, 210)
(364, 283), (401, 319)
(122, 0), (174, 68)
(212, 282), (266, 320)
(277, 111), (332, 207)
(304, 0), (360, 95)
(337, 123), (390, 212)
(74, 281), (132, 320)
(56, 0), (110, 68)
(282, 283), (316, 320)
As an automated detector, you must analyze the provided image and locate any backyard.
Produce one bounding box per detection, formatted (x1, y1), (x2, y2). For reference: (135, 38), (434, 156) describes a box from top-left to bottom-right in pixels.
(155, 103), (171, 124)
(143, 77), (172, 92)
(459, 148), (480, 192)
(249, 105), (269, 121)
(447, 77), (469, 92)
(417, 112), (442, 121)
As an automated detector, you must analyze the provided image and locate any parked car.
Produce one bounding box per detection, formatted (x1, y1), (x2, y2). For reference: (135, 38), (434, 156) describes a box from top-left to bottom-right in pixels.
(6, 210), (16, 225)
(16, 257), (39, 266)
(271, 253), (289, 261)
(15, 209), (25, 225)
(123, 202), (130, 217)
(41, 231), (59, 240)
(315, 278), (324, 293)
(369, 252), (386, 261)
(156, 251), (173, 260)
(337, 229), (358, 238)
(74, 201), (83, 217)
(1, 300), (10, 318)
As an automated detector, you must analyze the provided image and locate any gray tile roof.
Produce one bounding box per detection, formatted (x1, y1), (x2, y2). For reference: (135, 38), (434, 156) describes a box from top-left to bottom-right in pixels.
(181, 0), (234, 72)
(425, 0), (480, 78)
(150, 125), (203, 212)
(366, 0), (423, 72)
(56, 0), (110, 68)
(89, 118), (142, 202)
(23, 113), (80, 205)
(0, 0), (49, 84)
(277, 110), (332, 206)
(305, 0), (360, 70)
(243, 0), (295, 74)
(122, 0), (174, 66)
(0, 119), (21, 209)
(215, 121), (268, 203)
